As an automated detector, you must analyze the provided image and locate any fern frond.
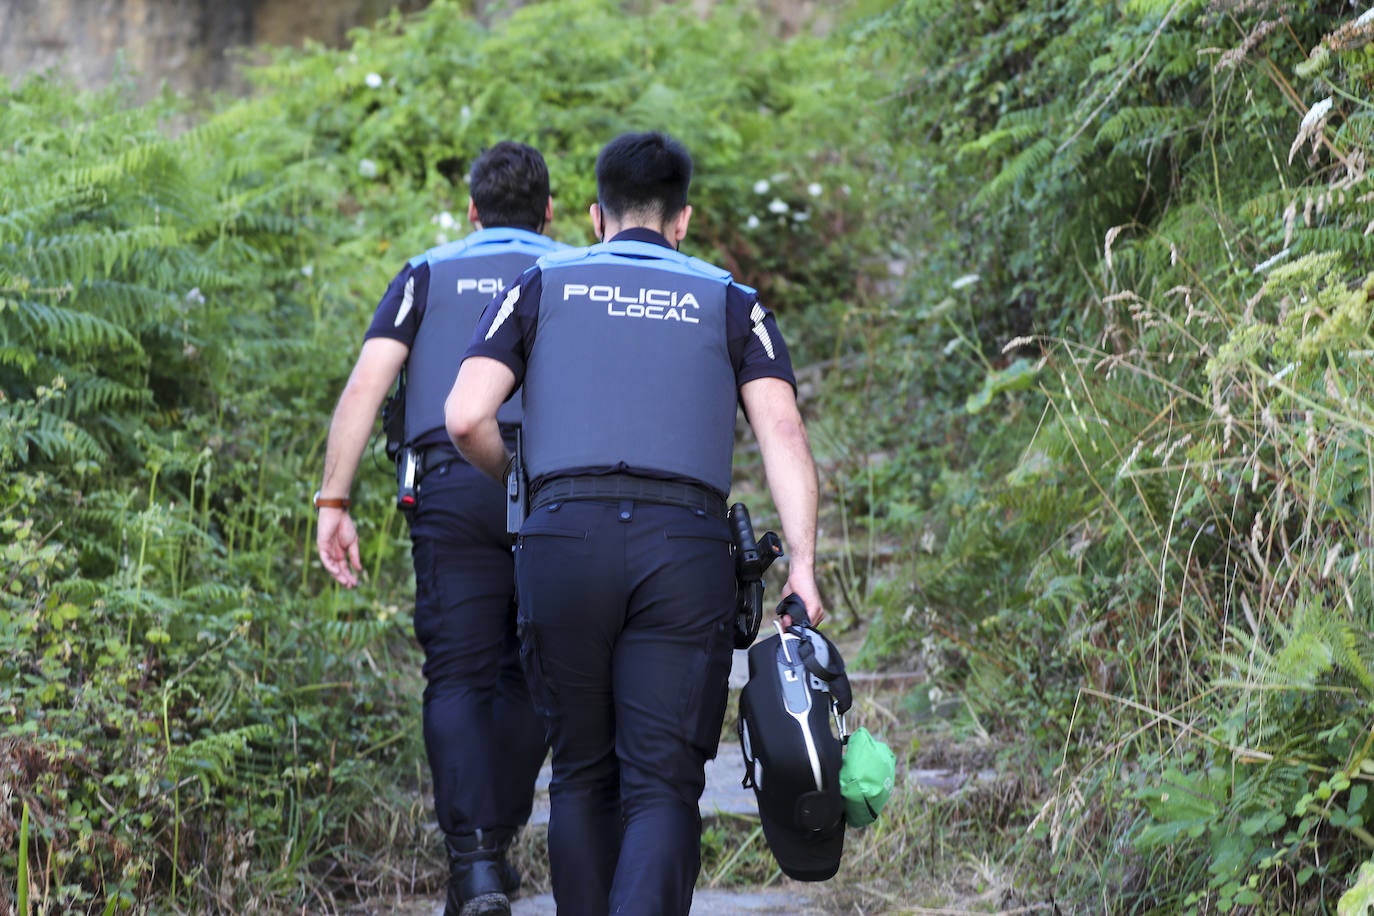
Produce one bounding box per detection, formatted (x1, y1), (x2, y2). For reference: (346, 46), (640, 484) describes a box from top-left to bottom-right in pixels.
(24, 225), (180, 287)
(975, 137), (1057, 206)
(958, 120), (1043, 159)
(0, 344), (38, 373)
(180, 582), (244, 606)
(167, 723), (275, 788)
(64, 142), (181, 197)
(1293, 226), (1374, 259)
(10, 408), (107, 462)
(1095, 105), (1192, 146)
(1330, 621), (1374, 698)
(9, 296), (139, 354)
(58, 377), (152, 418)
(319, 618), (396, 645)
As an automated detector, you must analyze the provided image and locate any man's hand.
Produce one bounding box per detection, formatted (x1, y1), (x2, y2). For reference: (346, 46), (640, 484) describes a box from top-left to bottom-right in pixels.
(780, 577), (825, 629)
(317, 508), (362, 588)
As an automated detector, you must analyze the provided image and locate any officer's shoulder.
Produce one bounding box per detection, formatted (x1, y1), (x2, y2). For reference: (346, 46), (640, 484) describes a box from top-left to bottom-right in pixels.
(537, 245), (592, 268)
(683, 255), (733, 283)
(413, 236), (475, 266)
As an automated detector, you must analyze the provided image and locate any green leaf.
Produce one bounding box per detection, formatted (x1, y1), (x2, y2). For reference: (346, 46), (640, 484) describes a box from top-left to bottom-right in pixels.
(966, 358), (1043, 414)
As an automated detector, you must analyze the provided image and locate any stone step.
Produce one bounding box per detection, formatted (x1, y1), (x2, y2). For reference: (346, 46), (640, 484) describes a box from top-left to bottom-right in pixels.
(509, 887), (821, 915)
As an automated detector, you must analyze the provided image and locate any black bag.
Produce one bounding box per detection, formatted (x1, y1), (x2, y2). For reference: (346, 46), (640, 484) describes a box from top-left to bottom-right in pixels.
(738, 596), (852, 882)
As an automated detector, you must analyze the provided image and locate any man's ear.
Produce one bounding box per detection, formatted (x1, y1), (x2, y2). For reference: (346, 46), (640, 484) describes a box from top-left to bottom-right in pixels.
(589, 202), (604, 241)
(467, 199), (481, 228)
(670, 205), (692, 245)
(543, 196), (554, 230)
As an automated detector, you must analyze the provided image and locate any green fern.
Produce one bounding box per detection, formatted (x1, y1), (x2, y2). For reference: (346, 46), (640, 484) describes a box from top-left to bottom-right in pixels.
(1095, 105), (1192, 146)
(973, 137), (1057, 207)
(167, 723), (275, 789)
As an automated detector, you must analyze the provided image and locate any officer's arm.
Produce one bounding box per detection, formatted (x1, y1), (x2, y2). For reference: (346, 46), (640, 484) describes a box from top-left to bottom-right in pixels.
(318, 337), (409, 587)
(740, 376), (825, 627)
(446, 355), (517, 482)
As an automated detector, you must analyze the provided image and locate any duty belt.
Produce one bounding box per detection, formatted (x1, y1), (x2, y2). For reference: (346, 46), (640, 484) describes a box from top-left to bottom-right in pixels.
(418, 444), (462, 476)
(531, 474), (726, 517)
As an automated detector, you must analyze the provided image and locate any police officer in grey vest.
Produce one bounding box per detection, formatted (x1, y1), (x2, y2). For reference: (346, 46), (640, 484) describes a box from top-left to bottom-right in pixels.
(315, 142), (564, 916)
(446, 131), (825, 916)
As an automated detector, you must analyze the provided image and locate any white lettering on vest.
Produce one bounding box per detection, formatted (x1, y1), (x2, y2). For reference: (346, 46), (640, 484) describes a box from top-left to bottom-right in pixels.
(562, 283), (701, 323)
(457, 278), (505, 295)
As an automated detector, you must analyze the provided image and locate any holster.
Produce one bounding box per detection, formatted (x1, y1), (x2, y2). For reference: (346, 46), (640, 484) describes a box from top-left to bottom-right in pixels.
(730, 502), (784, 649)
(505, 429), (527, 542)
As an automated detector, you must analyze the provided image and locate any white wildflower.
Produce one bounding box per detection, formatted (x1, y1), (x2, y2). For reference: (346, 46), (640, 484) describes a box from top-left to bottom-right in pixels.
(365, 72), (383, 89)
(460, 105), (473, 123)
(807, 182), (822, 197)
(433, 211), (457, 230)
(753, 179), (770, 194)
(358, 158), (378, 178)
(951, 273), (980, 290)
(792, 211), (810, 222)
(767, 198), (789, 215)
(745, 215), (760, 230)
(185, 287), (205, 304)
(300, 265), (314, 278)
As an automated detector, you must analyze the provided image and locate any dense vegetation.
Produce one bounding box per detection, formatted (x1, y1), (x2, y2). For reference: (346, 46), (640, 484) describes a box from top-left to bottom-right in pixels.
(4, 0), (1373, 913)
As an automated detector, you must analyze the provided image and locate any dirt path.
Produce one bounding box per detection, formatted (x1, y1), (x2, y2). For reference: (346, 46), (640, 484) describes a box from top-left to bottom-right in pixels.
(367, 644), (997, 916)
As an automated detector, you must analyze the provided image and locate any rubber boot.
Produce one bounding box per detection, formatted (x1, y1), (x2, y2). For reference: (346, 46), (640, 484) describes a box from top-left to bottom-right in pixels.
(443, 831), (511, 916)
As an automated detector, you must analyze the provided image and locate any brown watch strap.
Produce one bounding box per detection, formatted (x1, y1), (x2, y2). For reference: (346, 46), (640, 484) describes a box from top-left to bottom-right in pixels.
(313, 490), (351, 510)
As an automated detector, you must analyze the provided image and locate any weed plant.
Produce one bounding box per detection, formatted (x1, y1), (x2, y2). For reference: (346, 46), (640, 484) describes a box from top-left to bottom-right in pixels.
(8, 0), (1374, 911)
(843, 1), (1374, 912)
(1, 1), (881, 911)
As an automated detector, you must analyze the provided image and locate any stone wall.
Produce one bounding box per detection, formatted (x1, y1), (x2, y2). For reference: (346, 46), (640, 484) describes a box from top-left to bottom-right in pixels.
(0, 0), (429, 98)
(0, 0), (830, 99)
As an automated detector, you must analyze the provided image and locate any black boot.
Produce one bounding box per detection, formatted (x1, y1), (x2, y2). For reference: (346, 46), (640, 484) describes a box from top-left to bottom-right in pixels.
(443, 832), (511, 916)
(484, 827), (522, 897)
(498, 858), (521, 896)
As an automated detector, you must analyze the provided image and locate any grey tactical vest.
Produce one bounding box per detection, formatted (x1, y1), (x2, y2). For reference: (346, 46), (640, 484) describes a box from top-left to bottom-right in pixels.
(404, 228), (563, 446)
(522, 240), (738, 496)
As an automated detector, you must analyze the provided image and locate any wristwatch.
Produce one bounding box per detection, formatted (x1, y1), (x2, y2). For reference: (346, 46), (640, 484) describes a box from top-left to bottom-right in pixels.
(313, 490), (350, 511)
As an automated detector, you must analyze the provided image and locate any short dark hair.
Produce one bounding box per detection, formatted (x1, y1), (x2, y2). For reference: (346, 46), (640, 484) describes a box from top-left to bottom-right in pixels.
(468, 141), (550, 229)
(594, 131), (692, 224)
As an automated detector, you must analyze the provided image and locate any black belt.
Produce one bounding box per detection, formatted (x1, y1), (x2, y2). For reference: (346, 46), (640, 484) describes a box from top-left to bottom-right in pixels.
(531, 474), (726, 517)
(418, 444), (463, 476)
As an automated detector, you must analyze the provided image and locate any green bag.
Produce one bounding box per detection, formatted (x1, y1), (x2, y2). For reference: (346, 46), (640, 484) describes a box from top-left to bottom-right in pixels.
(839, 727), (896, 827)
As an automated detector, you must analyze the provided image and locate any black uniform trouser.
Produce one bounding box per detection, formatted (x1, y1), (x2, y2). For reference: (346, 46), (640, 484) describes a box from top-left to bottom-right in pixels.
(408, 460), (549, 839)
(515, 498), (735, 916)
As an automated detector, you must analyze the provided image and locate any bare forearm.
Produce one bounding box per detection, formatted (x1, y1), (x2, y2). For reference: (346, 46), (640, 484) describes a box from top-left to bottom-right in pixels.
(446, 356), (517, 483)
(758, 414), (819, 575)
(452, 418), (509, 483)
(321, 386), (381, 498)
(319, 338), (407, 499)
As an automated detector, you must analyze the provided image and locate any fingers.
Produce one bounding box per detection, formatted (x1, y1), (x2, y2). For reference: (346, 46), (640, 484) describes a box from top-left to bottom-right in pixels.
(781, 580), (825, 628)
(316, 514), (361, 589)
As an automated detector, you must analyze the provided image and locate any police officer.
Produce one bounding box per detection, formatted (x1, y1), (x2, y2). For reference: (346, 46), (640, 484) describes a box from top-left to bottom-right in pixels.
(446, 131), (824, 916)
(315, 141), (564, 916)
